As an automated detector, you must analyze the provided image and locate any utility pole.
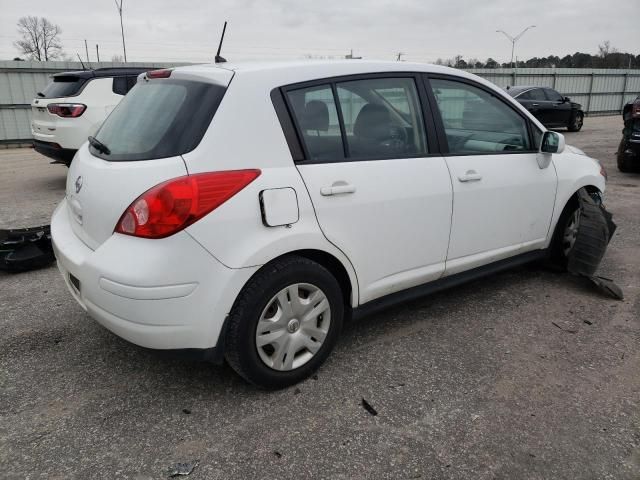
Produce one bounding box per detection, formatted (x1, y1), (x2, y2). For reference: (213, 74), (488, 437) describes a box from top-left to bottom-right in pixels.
(96, 44), (100, 62)
(84, 39), (89, 63)
(496, 25), (536, 69)
(396, 52), (405, 62)
(115, 0), (127, 62)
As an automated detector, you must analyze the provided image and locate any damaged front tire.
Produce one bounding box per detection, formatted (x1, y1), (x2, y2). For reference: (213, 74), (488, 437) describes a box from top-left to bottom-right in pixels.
(549, 189), (616, 276)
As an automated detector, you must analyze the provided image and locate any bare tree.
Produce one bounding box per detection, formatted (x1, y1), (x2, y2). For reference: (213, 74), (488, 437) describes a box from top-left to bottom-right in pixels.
(14, 16), (63, 61)
(111, 54), (124, 62)
(597, 40), (618, 58)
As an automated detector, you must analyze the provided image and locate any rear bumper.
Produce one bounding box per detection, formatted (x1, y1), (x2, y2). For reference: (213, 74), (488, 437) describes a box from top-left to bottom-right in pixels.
(33, 140), (76, 164)
(51, 199), (258, 351)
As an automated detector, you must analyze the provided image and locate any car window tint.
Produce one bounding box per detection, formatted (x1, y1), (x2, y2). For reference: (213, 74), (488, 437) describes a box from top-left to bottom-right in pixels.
(286, 85), (344, 161)
(40, 76), (87, 98)
(526, 88), (546, 101)
(112, 77), (128, 95)
(93, 79), (226, 161)
(544, 88), (563, 102)
(430, 79), (531, 154)
(336, 77), (428, 159)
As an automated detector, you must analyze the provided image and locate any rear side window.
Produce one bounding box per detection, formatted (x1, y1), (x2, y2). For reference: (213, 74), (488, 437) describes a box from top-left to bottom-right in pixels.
(285, 76), (428, 162)
(39, 76), (87, 98)
(91, 79), (226, 161)
(285, 85), (344, 161)
(430, 78), (531, 154)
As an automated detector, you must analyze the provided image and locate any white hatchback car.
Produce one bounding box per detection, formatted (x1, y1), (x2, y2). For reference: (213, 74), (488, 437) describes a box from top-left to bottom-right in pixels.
(51, 61), (608, 388)
(32, 68), (149, 165)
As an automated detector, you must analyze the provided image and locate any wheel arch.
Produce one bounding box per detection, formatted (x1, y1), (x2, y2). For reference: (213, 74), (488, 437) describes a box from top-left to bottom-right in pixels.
(547, 181), (603, 248)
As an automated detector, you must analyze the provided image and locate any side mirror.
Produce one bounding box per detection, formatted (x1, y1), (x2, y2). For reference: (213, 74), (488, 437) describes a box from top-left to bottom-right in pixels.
(563, 96), (570, 103)
(541, 131), (565, 154)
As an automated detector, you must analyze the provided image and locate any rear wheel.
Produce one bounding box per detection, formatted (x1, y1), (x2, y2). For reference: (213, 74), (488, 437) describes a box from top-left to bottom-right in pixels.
(568, 111), (584, 132)
(224, 256), (344, 389)
(617, 139), (636, 172)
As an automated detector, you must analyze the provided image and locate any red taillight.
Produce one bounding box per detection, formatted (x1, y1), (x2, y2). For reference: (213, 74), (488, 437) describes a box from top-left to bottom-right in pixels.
(632, 99), (640, 119)
(115, 170), (261, 239)
(47, 103), (86, 118)
(146, 69), (172, 79)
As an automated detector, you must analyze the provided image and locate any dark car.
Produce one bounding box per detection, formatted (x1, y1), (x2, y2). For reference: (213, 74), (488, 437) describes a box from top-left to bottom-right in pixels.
(617, 96), (640, 172)
(506, 86), (584, 132)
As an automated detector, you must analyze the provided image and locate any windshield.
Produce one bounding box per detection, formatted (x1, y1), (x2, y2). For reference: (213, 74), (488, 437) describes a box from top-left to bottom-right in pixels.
(91, 78), (226, 161)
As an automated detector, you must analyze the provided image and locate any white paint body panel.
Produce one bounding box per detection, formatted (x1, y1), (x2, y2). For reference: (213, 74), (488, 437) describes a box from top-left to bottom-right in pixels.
(50, 60), (606, 352)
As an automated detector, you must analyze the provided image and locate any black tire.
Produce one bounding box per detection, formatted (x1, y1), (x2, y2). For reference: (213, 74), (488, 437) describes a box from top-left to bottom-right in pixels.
(567, 111), (584, 132)
(224, 255), (344, 389)
(550, 192), (610, 275)
(549, 197), (579, 271)
(617, 139), (636, 172)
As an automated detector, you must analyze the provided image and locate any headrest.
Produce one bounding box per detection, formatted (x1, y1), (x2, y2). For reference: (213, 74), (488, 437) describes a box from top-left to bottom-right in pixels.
(301, 100), (329, 132)
(353, 104), (392, 139)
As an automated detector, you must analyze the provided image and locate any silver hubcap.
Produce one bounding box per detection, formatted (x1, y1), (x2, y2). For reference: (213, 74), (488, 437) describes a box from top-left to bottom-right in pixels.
(255, 283), (331, 371)
(563, 209), (581, 256)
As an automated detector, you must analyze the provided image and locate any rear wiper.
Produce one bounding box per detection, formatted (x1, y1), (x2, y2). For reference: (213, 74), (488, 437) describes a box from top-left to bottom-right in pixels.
(88, 136), (111, 155)
(36, 92), (45, 97)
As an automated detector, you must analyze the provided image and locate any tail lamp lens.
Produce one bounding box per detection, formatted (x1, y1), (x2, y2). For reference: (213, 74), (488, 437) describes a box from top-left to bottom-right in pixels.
(632, 99), (640, 119)
(115, 170), (261, 239)
(47, 103), (86, 117)
(146, 69), (172, 79)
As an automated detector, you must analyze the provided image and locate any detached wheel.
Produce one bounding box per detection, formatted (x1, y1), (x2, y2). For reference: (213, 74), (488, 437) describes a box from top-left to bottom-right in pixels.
(568, 111), (584, 132)
(224, 256), (344, 389)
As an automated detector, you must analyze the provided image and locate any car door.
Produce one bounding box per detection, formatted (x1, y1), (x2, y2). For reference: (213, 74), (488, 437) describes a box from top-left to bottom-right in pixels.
(544, 88), (572, 126)
(520, 88), (550, 124)
(283, 76), (453, 304)
(426, 76), (557, 276)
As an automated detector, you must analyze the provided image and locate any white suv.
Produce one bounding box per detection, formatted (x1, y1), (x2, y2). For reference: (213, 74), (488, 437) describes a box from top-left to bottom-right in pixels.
(31, 68), (150, 165)
(51, 61), (608, 388)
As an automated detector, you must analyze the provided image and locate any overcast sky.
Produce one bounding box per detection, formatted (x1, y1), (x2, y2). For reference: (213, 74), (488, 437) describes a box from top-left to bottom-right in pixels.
(0, 0), (637, 64)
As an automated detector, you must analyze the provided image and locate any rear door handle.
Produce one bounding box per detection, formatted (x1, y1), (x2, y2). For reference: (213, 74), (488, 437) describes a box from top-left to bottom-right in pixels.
(320, 182), (356, 196)
(531, 103), (539, 107)
(458, 170), (482, 183)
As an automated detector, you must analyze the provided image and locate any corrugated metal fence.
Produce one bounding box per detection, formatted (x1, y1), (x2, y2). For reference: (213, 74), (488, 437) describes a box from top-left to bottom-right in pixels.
(466, 67), (640, 116)
(1, 61), (639, 143)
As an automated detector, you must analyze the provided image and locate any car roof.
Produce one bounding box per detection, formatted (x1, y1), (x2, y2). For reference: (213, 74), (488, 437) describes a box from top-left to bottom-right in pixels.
(172, 59), (495, 90)
(52, 67), (154, 79)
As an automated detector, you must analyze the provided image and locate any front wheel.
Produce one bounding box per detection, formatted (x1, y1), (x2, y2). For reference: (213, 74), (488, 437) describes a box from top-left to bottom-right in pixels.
(224, 256), (344, 389)
(568, 111), (584, 132)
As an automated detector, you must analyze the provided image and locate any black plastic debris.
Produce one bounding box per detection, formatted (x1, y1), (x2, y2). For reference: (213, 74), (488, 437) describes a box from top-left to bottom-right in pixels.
(361, 398), (378, 416)
(565, 189), (623, 300)
(167, 461), (198, 477)
(0, 225), (55, 272)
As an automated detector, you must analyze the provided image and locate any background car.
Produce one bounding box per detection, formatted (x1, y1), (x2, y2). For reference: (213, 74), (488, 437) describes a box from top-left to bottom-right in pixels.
(31, 67), (152, 166)
(506, 85), (584, 132)
(617, 95), (640, 172)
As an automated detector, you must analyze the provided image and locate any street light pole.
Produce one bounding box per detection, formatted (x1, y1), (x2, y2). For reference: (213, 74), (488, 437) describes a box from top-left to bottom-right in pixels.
(496, 25), (536, 69)
(115, 0), (127, 62)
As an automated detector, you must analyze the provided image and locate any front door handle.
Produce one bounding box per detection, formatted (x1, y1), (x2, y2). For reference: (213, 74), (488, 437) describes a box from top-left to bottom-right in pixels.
(458, 170), (482, 183)
(320, 182), (356, 196)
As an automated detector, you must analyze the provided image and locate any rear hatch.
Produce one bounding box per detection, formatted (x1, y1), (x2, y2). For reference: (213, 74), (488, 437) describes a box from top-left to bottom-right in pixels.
(65, 67), (233, 249)
(31, 74), (88, 138)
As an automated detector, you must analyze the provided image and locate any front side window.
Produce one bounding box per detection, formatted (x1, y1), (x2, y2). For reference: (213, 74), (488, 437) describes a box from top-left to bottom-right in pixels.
(544, 88), (564, 102)
(430, 78), (531, 154)
(520, 88), (546, 101)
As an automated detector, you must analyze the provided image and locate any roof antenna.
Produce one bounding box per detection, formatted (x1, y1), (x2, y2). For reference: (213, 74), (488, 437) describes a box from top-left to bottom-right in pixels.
(215, 21), (228, 63)
(76, 53), (87, 70)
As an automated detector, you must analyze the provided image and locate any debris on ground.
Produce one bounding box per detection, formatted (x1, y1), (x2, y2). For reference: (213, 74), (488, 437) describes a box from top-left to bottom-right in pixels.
(587, 276), (624, 300)
(361, 398), (378, 416)
(552, 321), (578, 334)
(0, 225), (54, 272)
(167, 461), (198, 477)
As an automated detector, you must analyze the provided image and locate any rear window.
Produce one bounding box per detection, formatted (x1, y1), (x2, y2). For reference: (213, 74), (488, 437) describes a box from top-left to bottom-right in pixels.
(39, 76), (87, 98)
(91, 78), (226, 161)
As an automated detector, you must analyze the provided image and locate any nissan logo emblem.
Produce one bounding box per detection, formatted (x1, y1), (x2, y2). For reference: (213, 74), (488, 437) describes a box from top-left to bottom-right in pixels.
(75, 176), (83, 194)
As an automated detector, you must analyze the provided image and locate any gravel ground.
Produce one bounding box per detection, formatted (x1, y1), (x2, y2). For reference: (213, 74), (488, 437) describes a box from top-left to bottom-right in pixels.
(0, 116), (638, 480)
